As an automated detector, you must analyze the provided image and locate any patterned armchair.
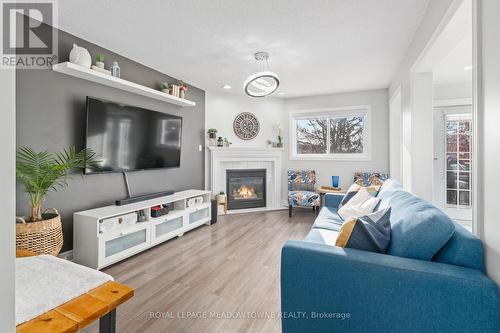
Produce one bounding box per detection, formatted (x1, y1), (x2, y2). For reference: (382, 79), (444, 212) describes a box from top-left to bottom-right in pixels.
(288, 170), (320, 217)
(353, 172), (389, 187)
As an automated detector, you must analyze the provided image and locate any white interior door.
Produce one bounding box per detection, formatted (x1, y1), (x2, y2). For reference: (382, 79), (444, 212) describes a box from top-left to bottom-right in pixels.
(434, 106), (472, 222)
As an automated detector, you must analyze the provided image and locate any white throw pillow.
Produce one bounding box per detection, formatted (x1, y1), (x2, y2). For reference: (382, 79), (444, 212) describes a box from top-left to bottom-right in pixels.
(338, 187), (380, 220)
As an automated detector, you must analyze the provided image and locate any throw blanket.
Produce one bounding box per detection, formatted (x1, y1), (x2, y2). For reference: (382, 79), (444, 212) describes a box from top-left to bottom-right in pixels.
(16, 255), (113, 325)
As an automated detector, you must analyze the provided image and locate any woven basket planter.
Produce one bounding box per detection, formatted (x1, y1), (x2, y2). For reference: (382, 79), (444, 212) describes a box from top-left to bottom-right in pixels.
(16, 208), (63, 256)
(216, 194), (226, 204)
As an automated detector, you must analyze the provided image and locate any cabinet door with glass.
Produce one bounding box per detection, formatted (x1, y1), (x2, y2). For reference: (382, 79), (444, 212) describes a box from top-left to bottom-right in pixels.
(186, 203), (211, 230)
(98, 222), (150, 268)
(150, 213), (185, 246)
(445, 113), (472, 220)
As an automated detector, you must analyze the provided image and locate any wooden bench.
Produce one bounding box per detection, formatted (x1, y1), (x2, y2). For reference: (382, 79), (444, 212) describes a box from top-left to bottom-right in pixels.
(16, 250), (134, 333)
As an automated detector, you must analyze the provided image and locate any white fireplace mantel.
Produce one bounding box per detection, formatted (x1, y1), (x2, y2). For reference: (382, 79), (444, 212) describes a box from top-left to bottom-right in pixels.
(208, 147), (284, 212)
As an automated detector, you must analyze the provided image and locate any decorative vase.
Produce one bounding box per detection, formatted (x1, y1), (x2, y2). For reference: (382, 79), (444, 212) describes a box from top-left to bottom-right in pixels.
(209, 132), (217, 139)
(217, 137), (224, 147)
(111, 61), (121, 78)
(69, 44), (91, 68)
(180, 90), (185, 99)
(15, 208), (63, 256)
(95, 61), (105, 69)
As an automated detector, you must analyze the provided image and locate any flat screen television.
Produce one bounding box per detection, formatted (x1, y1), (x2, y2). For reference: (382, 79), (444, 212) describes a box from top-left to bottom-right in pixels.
(85, 97), (182, 174)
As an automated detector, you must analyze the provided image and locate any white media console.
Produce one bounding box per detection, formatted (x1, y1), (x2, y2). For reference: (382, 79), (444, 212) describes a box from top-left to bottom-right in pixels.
(73, 189), (211, 269)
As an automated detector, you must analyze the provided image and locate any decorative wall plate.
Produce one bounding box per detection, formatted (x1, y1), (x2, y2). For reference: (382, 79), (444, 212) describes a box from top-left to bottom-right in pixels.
(233, 112), (260, 140)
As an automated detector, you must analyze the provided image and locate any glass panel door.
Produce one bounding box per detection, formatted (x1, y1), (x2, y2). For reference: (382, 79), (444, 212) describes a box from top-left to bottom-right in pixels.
(445, 114), (472, 209)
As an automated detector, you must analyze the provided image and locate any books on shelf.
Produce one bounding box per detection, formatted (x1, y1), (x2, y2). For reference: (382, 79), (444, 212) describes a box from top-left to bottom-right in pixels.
(169, 84), (180, 97)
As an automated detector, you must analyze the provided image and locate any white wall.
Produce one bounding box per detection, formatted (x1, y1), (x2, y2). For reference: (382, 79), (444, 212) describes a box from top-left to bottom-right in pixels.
(283, 89), (390, 200)
(401, 87), (413, 191)
(205, 89), (390, 204)
(204, 91), (286, 190)
(0, 70), (16, 331)
(205, 91), (286, 147)
(480, 0), (500, 286)
(411, 72), (434, 201)
(434, 81), (472, 100)
(389, 89), (402, 182)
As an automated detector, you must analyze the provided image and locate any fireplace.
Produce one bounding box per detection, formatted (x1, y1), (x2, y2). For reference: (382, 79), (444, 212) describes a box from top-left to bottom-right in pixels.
(226, 169), (266, 210)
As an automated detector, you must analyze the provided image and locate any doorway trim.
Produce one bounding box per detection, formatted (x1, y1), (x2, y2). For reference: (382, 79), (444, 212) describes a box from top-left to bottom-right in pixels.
(389, 86), (403, 182)
(471, 0), (482, 237)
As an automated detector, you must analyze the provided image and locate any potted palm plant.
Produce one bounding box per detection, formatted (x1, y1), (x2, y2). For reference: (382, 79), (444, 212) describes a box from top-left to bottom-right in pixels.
(16, 146), (98, 255)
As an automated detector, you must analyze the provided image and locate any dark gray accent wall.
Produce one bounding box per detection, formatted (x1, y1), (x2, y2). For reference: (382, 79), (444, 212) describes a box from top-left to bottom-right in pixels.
(16, 25), (205, 252)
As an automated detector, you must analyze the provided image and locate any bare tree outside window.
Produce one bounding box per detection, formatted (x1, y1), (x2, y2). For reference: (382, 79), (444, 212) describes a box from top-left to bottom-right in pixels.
(329, 116), (364, 153)
(296, 118), (327, 154)
(293, 110), (368, 158)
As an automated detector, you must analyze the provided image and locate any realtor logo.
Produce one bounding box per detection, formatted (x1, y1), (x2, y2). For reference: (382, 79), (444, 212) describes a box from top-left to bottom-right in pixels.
(1, 0), (57, 69)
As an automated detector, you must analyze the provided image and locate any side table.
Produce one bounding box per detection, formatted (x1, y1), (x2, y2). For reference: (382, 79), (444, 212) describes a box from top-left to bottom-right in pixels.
(318, 186), (346, 208)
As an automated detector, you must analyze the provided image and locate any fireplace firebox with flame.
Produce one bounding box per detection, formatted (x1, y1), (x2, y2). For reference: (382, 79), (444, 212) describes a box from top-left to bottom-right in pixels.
(226, 169), (266, 210)
(232, 185), (258, 200)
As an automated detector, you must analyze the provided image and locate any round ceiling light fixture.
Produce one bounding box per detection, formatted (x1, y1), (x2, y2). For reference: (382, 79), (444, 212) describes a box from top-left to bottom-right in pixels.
(243, 52), (280, 97)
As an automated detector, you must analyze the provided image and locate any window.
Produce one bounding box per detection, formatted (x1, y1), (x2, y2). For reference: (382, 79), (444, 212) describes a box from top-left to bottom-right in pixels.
(445, 114), (472, 208)
(290, 106), (370, 160)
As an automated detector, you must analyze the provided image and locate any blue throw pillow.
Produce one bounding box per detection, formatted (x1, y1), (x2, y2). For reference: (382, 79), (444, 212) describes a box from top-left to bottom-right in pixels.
(335, 208), (392, 254)
(378, 188), (456, 261)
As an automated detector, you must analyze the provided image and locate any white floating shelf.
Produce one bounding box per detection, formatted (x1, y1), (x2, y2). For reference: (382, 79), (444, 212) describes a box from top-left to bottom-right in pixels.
(52, 62), (196, 107)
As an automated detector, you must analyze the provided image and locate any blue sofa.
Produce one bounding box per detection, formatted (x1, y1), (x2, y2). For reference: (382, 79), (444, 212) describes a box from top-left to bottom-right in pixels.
(281, 180), (499, 333)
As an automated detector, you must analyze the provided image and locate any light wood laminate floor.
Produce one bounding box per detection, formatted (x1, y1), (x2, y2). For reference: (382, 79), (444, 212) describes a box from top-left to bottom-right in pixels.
(82, 209), (314, 333)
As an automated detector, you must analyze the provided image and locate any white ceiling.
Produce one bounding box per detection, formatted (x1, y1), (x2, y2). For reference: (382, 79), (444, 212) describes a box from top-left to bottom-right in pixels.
(57, 0), (430, 97)
(433, 31), (472, 84)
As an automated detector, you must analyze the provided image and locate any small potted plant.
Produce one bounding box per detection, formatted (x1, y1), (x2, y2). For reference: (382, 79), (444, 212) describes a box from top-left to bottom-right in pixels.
(178, 80), (188, 99)
(216, 191), (226, 204)
(160, 82), (169, 93)
(207, 128), (218, 146)
(207, 128), (218, 139)
(16, 146), (98, 255)
(95, 54), (105, 69)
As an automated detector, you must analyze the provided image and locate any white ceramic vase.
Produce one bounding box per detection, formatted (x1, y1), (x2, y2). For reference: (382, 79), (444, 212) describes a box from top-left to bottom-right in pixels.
(69, 44), (91, 68)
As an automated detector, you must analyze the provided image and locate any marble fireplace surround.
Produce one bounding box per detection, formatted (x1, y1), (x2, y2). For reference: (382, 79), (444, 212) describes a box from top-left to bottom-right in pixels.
(208, 147), (284, 213)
